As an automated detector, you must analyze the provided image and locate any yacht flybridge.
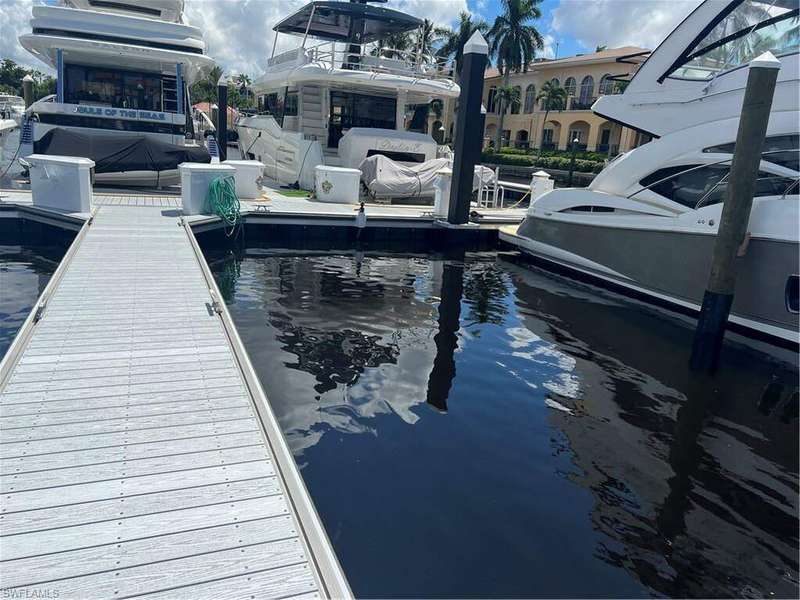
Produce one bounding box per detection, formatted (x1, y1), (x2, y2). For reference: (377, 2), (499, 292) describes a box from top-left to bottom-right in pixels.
(18, 0), (215, 186)
(515, 0), (799, 344)
(237, 0), (459, 189)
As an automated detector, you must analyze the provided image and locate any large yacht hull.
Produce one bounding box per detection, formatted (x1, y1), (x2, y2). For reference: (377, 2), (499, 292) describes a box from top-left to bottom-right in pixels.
(513, 217), (799, 344)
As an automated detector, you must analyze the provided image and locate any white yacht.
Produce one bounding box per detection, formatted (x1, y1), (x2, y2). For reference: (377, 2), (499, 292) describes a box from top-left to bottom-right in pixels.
(0, 95), (25, 174)
(514, 0), (799, 344)
(18, 0), (215, 186)
(0, 94), (26, 124)
(237, 0), (460, 190)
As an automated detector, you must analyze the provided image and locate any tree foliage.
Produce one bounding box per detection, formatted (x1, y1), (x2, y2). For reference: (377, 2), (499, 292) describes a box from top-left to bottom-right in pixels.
(435, 12), (490, 78)
(188, 67), (254, 110)
(0, 59), (56, 101)
(536, 79), (567, 152)
(488, 0), (545, 148)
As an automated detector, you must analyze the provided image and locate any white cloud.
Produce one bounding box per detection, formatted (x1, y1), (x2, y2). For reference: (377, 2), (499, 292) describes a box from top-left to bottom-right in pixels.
(1, 0), (468, 76)
(551, 0), (703, 52)
(540, 33), (556, 59)
(0, 1), (47, 71)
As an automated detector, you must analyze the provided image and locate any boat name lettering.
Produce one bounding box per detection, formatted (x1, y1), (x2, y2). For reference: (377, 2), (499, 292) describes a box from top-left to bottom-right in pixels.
(73, 106), (168, 121)
(377, 140), (422, 152)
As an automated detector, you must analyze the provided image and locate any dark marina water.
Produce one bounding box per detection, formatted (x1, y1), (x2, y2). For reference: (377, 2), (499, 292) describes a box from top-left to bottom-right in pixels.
(206, 247), (799, 599)
(0, 244), (63, 358)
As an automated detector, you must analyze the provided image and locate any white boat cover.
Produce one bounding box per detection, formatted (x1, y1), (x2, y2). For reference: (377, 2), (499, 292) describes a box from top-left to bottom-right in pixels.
(360, 155), (497, 200)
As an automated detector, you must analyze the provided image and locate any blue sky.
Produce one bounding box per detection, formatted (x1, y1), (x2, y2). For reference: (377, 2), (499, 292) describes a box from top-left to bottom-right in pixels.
(471, 0), (584, 59)
(1, 0), (702, 75)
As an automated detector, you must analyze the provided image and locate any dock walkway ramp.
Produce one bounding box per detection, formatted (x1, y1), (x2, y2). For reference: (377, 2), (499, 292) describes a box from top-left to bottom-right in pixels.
(0, 196), (350, 599)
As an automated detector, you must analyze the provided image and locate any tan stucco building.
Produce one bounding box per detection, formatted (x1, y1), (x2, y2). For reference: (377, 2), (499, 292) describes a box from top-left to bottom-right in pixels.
(477, 46), (651, 155)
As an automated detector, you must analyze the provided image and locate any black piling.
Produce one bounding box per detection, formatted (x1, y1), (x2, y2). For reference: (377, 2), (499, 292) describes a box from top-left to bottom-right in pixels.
(216, 77), (228, 162)
(447, 31), (488, 225)
(567, 137), (578, 187)
(690, 52), (781, 371)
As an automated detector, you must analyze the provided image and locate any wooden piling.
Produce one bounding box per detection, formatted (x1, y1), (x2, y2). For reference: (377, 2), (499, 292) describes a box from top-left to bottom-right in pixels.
(690, 52), (781, 371)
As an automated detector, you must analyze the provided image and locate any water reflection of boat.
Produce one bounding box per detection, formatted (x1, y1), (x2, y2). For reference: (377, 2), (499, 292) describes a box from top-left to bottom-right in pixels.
(221, 251), (441, 454)
(502, 257), (798, 598)
(213, 249), (520, 454)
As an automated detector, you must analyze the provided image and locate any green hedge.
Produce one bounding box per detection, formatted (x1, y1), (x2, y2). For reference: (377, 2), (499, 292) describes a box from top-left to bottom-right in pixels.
(495, 146), (608, 162)
(482, 152), (605, 174)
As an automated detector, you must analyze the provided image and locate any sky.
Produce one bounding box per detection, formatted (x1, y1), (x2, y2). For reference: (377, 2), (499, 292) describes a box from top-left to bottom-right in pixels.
(1, 0), (703, 76)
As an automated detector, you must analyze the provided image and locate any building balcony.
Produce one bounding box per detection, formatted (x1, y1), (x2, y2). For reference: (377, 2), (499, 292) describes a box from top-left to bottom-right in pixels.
(567, 97), (596, 111)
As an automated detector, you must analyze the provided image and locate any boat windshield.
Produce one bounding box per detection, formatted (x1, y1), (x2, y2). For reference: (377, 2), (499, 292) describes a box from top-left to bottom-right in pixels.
(669, 0), (799, 80)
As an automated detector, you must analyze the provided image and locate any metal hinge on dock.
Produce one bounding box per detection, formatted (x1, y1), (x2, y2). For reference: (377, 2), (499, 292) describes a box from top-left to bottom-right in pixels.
(33, 301), (46, 323)
(208, 290), (223, 315)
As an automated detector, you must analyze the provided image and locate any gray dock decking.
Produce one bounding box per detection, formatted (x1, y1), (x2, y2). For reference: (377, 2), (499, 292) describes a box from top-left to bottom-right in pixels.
(0, 196), (350, 599)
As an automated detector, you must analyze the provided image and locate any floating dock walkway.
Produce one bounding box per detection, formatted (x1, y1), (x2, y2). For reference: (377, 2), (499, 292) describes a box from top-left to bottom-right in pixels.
(0, 196), (351, 599)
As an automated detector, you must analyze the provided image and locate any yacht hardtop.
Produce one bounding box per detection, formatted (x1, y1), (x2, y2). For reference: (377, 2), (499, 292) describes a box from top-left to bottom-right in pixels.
(237, 0), (459, 189)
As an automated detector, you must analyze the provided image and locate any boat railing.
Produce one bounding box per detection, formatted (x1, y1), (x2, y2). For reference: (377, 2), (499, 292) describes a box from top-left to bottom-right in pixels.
(269, 41), (454, 81)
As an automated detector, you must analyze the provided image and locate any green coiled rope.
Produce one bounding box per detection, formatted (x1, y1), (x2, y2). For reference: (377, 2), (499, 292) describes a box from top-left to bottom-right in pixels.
(207, 175), (240, 235)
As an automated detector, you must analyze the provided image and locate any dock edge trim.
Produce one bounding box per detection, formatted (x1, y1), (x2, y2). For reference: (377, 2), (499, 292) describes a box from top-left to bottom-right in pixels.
(181, 219), (353, 600)
(0, 209), (94, 390)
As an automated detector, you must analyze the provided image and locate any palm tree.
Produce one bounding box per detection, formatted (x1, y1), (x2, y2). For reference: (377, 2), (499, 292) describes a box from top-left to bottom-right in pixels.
(372, 31), (413, 59)
(488, 0), (544, 148)
(234, 73), (251, 94)
(190, 65), (223, 104)
(413, 19), (443, 63)
(495, 85), (521, 118)
(535, 80), (566, 151)
(436, 11), (489, 81)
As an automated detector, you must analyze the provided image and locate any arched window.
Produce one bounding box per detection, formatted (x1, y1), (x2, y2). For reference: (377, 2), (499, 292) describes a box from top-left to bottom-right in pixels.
(524, 84), (536, 113)
(510, 86), (522, 114)
(599, 74), (614, 95)
(550, 78), (560, 88)
(579, 76), (594, 105)
(564, 77), (576, 97)
(487, 86), (497, 113)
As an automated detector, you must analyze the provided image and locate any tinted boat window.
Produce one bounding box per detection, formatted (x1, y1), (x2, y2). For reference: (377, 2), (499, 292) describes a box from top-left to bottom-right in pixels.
(640, 164), (797, 208)
(64, 64), (164, 112)
(669, 0), (800, 80)
(704, 134), (800, 172)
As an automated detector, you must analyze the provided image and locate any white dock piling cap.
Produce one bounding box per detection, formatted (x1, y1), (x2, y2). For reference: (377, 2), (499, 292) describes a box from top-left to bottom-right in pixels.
(22, 74), (34, 82)
(532, 170), (551, 178)
(750, 51), (781, 70)
(464, 31), (489, 56)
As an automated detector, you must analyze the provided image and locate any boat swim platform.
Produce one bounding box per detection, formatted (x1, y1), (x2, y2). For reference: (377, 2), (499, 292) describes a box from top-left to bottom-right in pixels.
(0, 194), (352, 599)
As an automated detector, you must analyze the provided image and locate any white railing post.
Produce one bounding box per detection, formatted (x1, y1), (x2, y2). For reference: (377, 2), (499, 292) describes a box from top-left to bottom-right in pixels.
(270, 30), (279, 59)
(301, 4), (316, 49)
